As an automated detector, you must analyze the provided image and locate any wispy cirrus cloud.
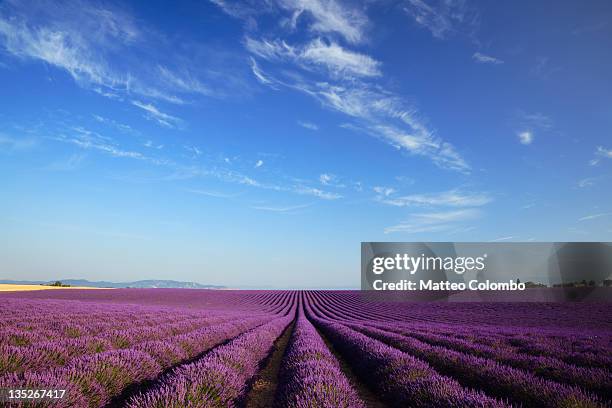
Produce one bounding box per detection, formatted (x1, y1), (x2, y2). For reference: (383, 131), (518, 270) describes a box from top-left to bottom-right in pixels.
(252, 203), (312, 212)
(185, 189), (240, 199)
(218, 0), (470, 173)
(0, 0), (138, 88)
(212, 0), (368, 44)
(373, 186), (396, 197)
(93, 114), (137, 135)
(54, 127), (153, 162)
(168, 162), (342, 201)
(246, 37), (381, 79)
(473, 52), (503, 64)
(404, 0), (478, 39)
(590, 146), (612, 166)
(577, 177), (596, 188)
(0, 0), (184, 104)
(376, 188), (492, 207)
(490, 236), (515, 242)
(0, 0), (253, 111)
(578, 212), (612, 222)
(285, 82), (470, 172)
(279, 0), (367, 44)
(294, 186), (341, 200)
(298, 121), (318, 130)
(50, 120), (343, 202)
(384, 208), (480, 234)
(599, 146), (612, 157)
(157, 66), (215, 98)
(250, 57), (277, 87)
(131, 101), (183, 128)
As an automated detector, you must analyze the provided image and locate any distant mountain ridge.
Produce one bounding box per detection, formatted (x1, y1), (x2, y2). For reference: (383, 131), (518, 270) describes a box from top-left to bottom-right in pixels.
(0, 278), (224, 289)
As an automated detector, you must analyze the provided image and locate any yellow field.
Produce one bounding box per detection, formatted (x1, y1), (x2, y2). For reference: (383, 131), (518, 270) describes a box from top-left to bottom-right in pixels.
(0, 284), (108, 292)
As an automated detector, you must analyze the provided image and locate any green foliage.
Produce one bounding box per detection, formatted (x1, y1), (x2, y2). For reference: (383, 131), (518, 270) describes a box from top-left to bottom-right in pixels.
(48, 281), (71, 287)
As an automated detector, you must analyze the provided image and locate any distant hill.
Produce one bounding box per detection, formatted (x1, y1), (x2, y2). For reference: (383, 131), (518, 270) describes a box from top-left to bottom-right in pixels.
(0, 279), (224, 289)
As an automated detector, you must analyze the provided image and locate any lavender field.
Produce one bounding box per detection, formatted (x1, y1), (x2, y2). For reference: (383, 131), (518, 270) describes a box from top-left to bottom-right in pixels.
(0, 289), (610, 407)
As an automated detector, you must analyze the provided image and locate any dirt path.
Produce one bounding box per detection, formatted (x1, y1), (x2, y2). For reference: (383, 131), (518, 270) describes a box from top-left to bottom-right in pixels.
(242, 321), (295, 408)
(316, 324), (388, 408)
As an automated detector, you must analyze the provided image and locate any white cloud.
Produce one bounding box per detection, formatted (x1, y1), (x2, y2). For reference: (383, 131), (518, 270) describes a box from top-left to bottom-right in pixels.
(319, 173), (333, 185)
(55, 131), (149, 162)
(294, 186), (341, 200)
(286, 82), (470, 172)
(589, 146), (610, 166)
(185, 189), (238, 198)
(298, 121), (318, 130)
(300, 38), (381, 78)
(318, 173), (346, 188)
(518, 131), (533, 145)
(368, 124), (469, 173)
(246, 38), (381, 79)
(577, 178), (595, 188)
(277, 0), (367, 44)
(158, 66), (214, 97)
(53, 126), (174, 166)
(252, 203), (311, 212)
(373, 186), (396, 197)
(376, 189), (492, 207)
(0, 0), (246, 107)
(404, 0), (477, 39)
(209, 0), (265, 19)
(217, 170), (342, 200)
(131, 100), (182, 128)
(578, 212), (612, 222)
(255, 159), (264, 168)
(35, 118), (341, 202)
(212, 0), (367, 44)
(93, 114), (136, 135)
(491, 236), (515, 242)
(144, 140), (164, 149)
(596, 146), (612, 159)
(384, 208), (480, 234)
(473, 52), (503, 64)
(236, 2), (470, 173)
(0, 1), (137, 91)
(250, 57), (276, 87)
(184, 145), (203, 157)
(245, 38), (291, 60)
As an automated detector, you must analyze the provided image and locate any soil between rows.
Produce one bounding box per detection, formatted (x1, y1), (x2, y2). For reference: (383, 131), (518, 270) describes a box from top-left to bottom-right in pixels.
(242, 320), (296, 408)
(314, 320), (388, 408)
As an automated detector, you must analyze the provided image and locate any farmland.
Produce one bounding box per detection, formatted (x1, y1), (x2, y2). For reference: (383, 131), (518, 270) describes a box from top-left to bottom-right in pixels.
(0, 289), (610, 407)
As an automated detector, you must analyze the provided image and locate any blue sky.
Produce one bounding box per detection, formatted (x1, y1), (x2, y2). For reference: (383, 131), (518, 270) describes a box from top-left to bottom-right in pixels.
(0, 0), (611, 288)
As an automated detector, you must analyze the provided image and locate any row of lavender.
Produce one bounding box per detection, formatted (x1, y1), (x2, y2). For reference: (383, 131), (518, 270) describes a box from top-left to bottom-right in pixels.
(1, 289), (610, 407)
(304, 291), (611, 408)
(310, 291), (611, 371)
(0, 291), (297, 407)
(128, 303), (297, 407)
